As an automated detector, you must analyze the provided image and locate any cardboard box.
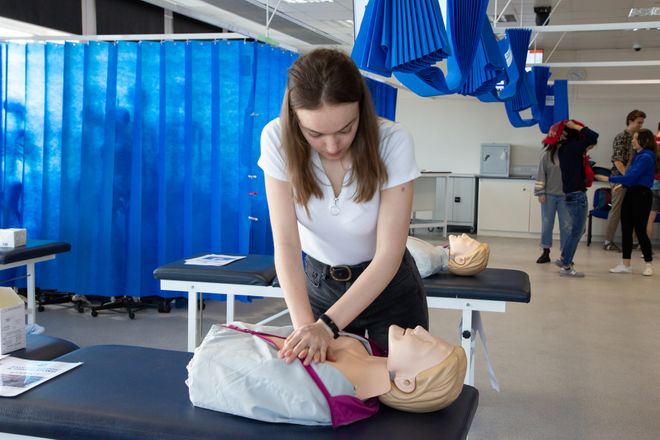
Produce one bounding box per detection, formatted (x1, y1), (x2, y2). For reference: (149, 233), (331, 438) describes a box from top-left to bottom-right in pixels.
(0, 287), (26, 354)
(0, 228), (27, 248)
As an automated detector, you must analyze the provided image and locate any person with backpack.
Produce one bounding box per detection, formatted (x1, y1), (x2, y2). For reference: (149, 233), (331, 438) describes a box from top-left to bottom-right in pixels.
(545, 119), (599, 277)
(597, 129), (657, 276)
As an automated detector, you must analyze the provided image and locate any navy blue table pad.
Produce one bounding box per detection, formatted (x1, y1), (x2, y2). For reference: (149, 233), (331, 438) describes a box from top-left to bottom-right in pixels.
(11, 334), (80, 361)
(154, 254), (277, 286)
(0, 345), (478, 440)
(0, 240), (71, 265)
(154, 255), (529, 303)
(424, 268), (531, 303)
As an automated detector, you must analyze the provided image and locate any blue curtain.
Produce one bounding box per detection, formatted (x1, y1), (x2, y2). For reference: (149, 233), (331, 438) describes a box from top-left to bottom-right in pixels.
(365, 77), (397, 121)
(0, 41), (295, 297)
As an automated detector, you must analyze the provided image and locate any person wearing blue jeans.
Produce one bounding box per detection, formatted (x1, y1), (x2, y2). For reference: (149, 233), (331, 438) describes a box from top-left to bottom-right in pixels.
(543, 119), (599, 277)
(535, 148), (569, 264)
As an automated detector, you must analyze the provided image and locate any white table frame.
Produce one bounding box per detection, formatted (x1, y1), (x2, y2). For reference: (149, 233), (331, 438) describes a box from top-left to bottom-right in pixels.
(159, 279), (507, 386)
(0, 254), (56, 326)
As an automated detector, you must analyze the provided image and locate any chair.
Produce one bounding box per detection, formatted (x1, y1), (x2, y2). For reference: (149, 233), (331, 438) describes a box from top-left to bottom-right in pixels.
(587, 187), (660, 246)
(587, 187), (612, 246)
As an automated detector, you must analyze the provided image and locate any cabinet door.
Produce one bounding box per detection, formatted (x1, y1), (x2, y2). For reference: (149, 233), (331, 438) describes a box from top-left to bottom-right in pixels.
(451, 177), (476, 224)
(529, 193), (561, 234)
(478, 180), (531, 232)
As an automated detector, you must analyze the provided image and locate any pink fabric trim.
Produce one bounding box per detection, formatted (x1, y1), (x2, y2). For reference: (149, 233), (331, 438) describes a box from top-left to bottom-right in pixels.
(224, 324), (380, 427)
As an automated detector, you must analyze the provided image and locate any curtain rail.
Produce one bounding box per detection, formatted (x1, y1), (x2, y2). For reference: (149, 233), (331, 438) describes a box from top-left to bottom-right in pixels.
(0, 32), (298, 52)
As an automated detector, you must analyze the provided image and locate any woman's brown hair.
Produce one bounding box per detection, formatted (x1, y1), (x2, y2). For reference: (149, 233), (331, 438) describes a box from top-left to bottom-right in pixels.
(637, 129), (657, 152)
(280, 48), (387, 209)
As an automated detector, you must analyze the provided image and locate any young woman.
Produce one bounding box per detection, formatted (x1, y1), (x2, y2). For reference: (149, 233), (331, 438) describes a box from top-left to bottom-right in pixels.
(600, 129), (657, 276)
(258, 49), (428, 364)
(646, 123), (660, 241)
(553, 120), (599, 277)
(534, 139), (569, 265)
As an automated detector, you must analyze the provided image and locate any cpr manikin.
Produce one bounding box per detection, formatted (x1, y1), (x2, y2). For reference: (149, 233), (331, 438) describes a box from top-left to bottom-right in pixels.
(186, 322), (466, 427)
(406, 233), (490, 277)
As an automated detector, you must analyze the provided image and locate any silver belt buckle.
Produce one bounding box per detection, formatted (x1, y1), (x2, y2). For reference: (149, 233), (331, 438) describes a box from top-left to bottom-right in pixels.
(330, 265), (352, 282)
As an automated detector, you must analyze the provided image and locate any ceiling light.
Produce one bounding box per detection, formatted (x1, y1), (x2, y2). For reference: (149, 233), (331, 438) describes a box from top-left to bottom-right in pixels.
(283, 0), (334, 3)
(0, 26), (33, 38)
(629, 7), (660, 17)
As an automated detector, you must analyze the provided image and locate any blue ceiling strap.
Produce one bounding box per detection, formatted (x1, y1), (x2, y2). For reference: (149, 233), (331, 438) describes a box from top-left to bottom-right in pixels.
(476, 28), (530, 103)
(530, 65), (551, 122)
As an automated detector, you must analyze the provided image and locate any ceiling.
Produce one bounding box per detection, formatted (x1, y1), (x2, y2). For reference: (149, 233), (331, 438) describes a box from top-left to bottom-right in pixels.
(142, 0), (660, 54)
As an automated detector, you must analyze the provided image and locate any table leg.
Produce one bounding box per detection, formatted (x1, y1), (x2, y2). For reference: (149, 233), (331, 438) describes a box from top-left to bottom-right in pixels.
(26, 262), (36, 326)
(187, 288), (198, 352)
(226, 294), (235, 323)
(461, 308), (474, 386)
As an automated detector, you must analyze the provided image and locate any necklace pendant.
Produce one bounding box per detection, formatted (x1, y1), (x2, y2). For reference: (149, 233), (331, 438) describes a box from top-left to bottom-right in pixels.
(329, 198), (340, 216)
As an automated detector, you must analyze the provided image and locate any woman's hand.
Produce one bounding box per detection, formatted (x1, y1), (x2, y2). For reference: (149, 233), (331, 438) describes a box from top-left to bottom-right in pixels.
(538, 195), (546, 204)
(593, 174), (609, 182)
(565, 120), (583, 131)
(279, 321), (335, 366)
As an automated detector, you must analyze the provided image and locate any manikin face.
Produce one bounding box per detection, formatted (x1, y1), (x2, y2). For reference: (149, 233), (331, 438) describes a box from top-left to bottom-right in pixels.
(448, 234), (480, 264)
(387, 325), (452, 393)
(295, 102), (360, 161)
(628, 117), (644, 133)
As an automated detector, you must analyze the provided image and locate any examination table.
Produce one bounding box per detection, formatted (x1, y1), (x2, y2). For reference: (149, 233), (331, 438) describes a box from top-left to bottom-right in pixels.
(0, 344), (479, 440)
(155, 254), (531, 385)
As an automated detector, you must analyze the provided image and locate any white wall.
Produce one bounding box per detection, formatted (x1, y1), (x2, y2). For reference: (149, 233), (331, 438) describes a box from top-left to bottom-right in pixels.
(396, 49), (660, 176)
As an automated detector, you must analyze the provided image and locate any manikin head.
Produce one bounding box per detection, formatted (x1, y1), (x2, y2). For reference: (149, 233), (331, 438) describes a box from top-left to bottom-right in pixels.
(378, 325), (467, 412)
(448, 234), (490, 276)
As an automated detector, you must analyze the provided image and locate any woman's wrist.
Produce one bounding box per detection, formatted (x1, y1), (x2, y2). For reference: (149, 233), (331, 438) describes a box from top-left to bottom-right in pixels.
(318, 314), (340, 339)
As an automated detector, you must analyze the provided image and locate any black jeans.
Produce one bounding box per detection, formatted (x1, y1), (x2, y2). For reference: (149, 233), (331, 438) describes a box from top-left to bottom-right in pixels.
(304, 249), (429, 353)
(621, 185), (653, 262)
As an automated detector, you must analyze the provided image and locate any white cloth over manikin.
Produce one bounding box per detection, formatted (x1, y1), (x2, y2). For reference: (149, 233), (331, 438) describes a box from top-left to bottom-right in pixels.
(186, 322), (373, 426)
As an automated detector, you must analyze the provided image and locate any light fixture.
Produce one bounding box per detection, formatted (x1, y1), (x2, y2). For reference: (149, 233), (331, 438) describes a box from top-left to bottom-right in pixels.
(629, 7), (660, 17)
(283, 0), (334, 3)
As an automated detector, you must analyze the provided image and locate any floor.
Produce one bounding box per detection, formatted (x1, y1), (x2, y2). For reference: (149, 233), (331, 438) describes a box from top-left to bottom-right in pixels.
(33, 235), (660, 440)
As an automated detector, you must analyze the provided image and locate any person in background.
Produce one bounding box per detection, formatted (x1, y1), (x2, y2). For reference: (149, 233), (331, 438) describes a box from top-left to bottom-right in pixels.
(534, 137), (569, 265)
(603, 109), (646, 251)
(549, 119), (599, 278)
(597, 129), (657, 276)
(645, 125), (660, 244)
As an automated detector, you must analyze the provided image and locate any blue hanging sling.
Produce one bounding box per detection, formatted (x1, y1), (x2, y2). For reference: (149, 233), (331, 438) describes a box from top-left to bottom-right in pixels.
(391, 0), (490, 96)
(352, 0), (451, 77)
(459, 18), (506, 96)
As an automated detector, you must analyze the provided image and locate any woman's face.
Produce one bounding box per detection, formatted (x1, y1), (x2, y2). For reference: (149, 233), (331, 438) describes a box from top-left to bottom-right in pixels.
(632, 132), (641, 151)
(295, 102), (360, 161)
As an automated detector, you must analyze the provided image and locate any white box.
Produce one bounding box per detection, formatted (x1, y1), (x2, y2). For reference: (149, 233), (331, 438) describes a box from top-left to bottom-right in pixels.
(0, 287), (26, 354)
(0, 228), (27, 248)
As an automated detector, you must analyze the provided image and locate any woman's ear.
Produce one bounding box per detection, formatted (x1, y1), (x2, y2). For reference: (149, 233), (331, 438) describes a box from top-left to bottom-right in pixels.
(394, 373), (416, 393)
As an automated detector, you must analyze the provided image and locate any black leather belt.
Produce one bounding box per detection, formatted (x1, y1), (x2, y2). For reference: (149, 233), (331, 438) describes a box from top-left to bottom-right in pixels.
(306, 255), (371, 283)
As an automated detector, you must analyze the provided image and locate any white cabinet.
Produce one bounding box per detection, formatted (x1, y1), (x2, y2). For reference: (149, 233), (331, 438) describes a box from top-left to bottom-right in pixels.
(478, 178), (610, 239)
(478, 179), (532, 233)
(413, 174), (477, 233)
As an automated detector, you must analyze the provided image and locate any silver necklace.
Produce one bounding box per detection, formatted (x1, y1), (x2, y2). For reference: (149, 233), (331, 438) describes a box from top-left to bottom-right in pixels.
(329, 196), (340, 216)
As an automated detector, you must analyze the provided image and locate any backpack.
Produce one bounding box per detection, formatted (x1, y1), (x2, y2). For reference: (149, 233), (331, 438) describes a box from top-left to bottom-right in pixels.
(593, 187), (612, 212)
(583, 154), (594, 188)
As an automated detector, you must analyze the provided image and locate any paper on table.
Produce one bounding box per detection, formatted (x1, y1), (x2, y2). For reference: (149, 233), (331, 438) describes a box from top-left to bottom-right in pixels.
(0, 357), (82, 397)
(184, 254), (246, 267)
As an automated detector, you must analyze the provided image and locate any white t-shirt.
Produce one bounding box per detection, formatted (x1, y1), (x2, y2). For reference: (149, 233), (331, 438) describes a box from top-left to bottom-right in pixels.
(258, 117), (420, 266)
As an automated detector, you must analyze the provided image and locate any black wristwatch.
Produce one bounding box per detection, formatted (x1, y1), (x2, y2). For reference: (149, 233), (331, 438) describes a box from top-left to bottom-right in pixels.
(319, 313), (340, 339)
